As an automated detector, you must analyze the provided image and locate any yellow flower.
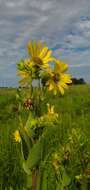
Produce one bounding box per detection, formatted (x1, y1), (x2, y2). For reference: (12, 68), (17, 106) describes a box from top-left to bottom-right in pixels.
(75, 174), (82, 180)
(17, 59), (34, 85)
(46, 60), (72, 95)
(18, 59), (33, 73)
(18, 59), (36, 85)
(47, 103), (54, 114)
(27, 40), (55, 70)
(14, 130), (21, 143)
(52, 153), (60, 170)
(47, 103), (58, 118)
(52, 159), (60, 170)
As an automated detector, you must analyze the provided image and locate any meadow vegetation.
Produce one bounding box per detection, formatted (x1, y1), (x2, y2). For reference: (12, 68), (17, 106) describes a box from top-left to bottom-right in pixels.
(0, 84), (90, 189)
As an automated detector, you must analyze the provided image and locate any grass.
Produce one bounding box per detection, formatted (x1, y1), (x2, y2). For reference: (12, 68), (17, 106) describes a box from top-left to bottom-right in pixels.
(0, 88), (26, 190)
(0, 84), (90, 189)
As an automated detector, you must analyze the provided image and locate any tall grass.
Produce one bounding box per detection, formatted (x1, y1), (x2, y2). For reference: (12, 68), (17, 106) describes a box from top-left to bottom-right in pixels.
(0, 84), (90, 189)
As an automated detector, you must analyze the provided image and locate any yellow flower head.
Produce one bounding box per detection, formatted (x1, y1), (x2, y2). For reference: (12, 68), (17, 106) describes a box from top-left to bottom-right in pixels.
(47, 103), (54, 114)
(14, 130), (21, 143)
(17, 41), (56, 84)
(47, 103), (58, 118)
(75, 174), (82, 181)
(46, 59), (72, 95)
(52, 153), (60, 170)
(52, 159), (60, 170)
(27, 40), (55, 70)
(17, 59), (34, 85)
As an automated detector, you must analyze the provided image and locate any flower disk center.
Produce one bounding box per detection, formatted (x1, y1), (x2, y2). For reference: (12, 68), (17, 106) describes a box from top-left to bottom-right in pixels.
(53, 73), (60, 82)
(33, 57), (43, 65)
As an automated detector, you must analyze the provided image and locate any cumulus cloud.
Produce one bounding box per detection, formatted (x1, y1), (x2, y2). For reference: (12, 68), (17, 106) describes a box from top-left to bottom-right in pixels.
(0, 0), (90, 86)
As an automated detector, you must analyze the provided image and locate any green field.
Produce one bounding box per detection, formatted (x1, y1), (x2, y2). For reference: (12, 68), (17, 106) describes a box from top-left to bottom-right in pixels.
(0, 85), (90, 189)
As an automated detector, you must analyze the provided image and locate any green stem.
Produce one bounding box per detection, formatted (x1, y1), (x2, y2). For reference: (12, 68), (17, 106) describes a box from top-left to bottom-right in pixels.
(34, 78), (41, 117)
(32, 170), (38, 190)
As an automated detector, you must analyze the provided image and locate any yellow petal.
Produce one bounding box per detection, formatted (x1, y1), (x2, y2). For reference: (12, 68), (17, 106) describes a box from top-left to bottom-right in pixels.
(49, 83), (54, 91)
(54, 61), (68, 75)
(43, 50), (52, 62)
(14, 130), (21, 143)
(33, 40), (37, 56)
(60, 62), (68, 72)
(41, 63), (50, 70)
(48, 104), (55, 114)
(57, 84), (64, 95)
(39, 47), (48, 58)
(27, 60), (33, 68)
(19, 77), (29, 85)
(61, 74), (72, 84)
(37, 41), (43, 52)
(58, 81), (68, 89)
(18, 71), (29, 77)
(47, 80), (54, 91)
(47, 68), (54, 76)
(51, 105), (54, 114)
(54, 62), (61, 73)
(24, 59), (33, 68)
(45, 57), (56, 63)
(56, 60), (68, 72)
(54, 89), (57, 95)
(27, 41), (34, 57)
(47, 104), (50, 113)
(24, 59), (29, 65)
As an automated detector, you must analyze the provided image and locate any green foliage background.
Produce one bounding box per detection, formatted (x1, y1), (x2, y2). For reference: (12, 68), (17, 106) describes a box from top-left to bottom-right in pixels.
(0, 85), (90, 190)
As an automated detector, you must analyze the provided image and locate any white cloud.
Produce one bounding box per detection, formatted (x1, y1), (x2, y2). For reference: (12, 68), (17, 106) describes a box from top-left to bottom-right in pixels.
(29, 0), (52, 11)
(0, 0), (90, 84)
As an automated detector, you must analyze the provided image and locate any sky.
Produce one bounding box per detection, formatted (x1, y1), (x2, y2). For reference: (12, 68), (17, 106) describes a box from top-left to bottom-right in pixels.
(0, 0), (90, 86)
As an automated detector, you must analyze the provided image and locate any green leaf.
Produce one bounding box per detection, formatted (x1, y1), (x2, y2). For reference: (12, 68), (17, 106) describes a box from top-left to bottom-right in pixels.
(62, 169), (71, 187)
(81, 183), (88, 190)
(20, 113), (37, 161)
(41, 170), (48, 190)
(23, 161), (31, 175)
(20, 128), (32, 160)
(37, 169), (48, 190)
(26, 173), (32, 189)
(56, 168), (71, 190)
(26, 138), (44, 170)
(56, 182), (61, 190)
(26, 112), (36, 128)
(9, 187), (13, 190)
(25, 112), (37, 138)
(37, 172), (41, 190)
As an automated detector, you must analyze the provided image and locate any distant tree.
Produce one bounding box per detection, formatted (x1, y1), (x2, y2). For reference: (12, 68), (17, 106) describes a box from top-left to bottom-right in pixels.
(71, 78), (86, 85)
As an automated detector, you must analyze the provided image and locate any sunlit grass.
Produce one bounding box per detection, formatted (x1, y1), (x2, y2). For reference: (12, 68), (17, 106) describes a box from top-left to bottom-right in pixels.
(0, 84), (90, 189)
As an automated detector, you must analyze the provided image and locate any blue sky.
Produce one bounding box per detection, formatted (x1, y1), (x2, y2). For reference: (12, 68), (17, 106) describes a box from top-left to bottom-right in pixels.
(0, 0), (90, 86)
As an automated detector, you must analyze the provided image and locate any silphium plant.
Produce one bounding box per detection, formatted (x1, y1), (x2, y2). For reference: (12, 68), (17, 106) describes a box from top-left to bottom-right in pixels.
(14, 40), (72, 190)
